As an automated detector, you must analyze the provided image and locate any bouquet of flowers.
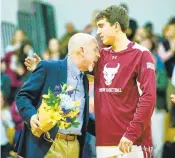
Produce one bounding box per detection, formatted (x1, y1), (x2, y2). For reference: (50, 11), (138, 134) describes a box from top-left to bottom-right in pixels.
(31, 84), (80, 137)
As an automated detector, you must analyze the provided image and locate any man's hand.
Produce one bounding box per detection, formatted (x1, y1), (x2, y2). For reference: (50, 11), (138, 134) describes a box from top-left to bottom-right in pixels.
(24, 53), (41, 72)
(118, 136), (133, 153)
(30, 114), (42, 132)
(171, 94), (175, 104)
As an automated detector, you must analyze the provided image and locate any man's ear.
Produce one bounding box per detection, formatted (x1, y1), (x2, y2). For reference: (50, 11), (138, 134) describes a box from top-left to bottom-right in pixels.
(76, 47), (84, 57)
(114, 22), (121, 31)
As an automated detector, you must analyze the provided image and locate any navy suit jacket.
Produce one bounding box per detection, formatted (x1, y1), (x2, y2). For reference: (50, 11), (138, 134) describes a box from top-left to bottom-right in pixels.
(15, 58), (95, 158)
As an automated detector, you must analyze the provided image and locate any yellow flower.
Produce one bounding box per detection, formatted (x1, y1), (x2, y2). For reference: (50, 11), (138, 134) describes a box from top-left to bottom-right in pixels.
(74, 100), (81, 106)
(62, 84), (67, 91)
(59, 121), (66, 129)
(64, 122), (71, 128)
(50, 111), (62, 121)
(66, 86), (73, 91)
(58, 121), (71, 129)
(42, 94), (49, 99)
(66, 110), (79, 118)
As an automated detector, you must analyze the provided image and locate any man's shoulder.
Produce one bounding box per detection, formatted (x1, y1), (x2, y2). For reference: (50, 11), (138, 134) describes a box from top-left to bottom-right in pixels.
(41, 59), (65, 67)
(39, 59), (67, 72)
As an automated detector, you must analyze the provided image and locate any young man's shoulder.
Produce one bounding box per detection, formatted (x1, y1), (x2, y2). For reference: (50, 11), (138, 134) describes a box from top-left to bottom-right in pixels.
(132, 43), (155, 65)
(132, 42), (151, 54)
(99, 46), (111, 56)
(100, 46), (111, 52)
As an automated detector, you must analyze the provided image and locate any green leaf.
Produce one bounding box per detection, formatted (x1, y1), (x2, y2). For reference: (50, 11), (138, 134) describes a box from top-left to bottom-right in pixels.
(65, 124), (72, 129)
(72, 122), (80, 127)
(71, 117), (77, 122)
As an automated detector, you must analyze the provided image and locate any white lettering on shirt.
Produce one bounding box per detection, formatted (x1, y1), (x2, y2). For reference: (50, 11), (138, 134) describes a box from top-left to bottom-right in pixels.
(99, 88), (122, 93)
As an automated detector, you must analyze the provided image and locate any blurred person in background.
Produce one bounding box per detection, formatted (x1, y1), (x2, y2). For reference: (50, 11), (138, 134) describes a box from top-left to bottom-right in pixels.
(161, 19), (175, 157)
(120, 3), (138, 41)
(18, 40), (34, 81)
(144, 22), (160, 45)
(144, 22), (153, 36)
(42, 38), (63, 60)
(10, 101), (24, 145)
(1, 40), (33, 104)
(0, 90), (15, 158)
(60, 22), (78, 58)
(163, 92), (175, 158)
(140, 36), (168, 158)
(157, 22), (175, 78)
(5, 29), (27, 55)
(0, 63), (11, 100)
(134, 27), (150, 44)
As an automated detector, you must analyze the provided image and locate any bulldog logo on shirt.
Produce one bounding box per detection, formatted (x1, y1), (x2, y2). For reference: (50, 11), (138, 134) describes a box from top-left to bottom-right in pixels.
(103, 63), (120, 85)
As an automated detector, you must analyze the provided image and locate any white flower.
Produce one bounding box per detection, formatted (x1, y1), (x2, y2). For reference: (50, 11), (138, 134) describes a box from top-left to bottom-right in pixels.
(60, 94), (74, 109)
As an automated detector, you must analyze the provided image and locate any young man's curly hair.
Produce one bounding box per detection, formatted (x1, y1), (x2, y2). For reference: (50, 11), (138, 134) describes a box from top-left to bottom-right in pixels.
(95, 5), (129, 32)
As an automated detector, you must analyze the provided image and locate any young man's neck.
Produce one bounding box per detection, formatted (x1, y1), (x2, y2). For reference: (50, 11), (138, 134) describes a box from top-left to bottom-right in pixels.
(112, 33), (130, 52)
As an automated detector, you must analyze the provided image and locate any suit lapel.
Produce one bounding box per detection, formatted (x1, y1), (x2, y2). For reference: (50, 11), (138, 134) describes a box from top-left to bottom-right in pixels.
(83, 74), (89, 124)
(56, 58), (68, 86)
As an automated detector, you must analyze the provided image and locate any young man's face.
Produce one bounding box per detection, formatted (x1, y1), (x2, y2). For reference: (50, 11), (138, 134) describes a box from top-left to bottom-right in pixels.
(96, 18), (116, 46)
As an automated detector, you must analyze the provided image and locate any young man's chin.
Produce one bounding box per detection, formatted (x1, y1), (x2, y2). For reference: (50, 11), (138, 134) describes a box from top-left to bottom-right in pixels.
(102, 40), (110, 46)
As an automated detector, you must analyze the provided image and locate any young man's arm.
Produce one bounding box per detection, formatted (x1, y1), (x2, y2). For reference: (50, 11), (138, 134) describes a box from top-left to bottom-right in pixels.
(16, 61), (46, 128)
(123, 51), (156, 143)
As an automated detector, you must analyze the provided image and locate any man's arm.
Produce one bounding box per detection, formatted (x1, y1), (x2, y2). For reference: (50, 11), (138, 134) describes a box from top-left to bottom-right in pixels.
(123, 51), (156, 142)
(16, 61), (46, 126)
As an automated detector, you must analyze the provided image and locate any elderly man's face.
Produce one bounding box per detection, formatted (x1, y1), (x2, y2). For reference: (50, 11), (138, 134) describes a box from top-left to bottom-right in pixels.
(81, 39), (100, 72)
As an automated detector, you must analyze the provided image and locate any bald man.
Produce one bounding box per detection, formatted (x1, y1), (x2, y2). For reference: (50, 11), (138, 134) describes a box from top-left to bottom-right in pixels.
(15, 33), (100, 158)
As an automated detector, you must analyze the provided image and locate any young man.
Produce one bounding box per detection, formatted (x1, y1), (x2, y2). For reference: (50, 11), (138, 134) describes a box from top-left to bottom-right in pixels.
(94, 5), (156, 158)
(15, 33), (99, 158)
(25, 5), (156, 158)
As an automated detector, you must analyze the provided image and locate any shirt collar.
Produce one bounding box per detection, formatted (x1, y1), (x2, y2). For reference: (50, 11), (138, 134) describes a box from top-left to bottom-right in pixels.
(67, 56), (83, 78)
